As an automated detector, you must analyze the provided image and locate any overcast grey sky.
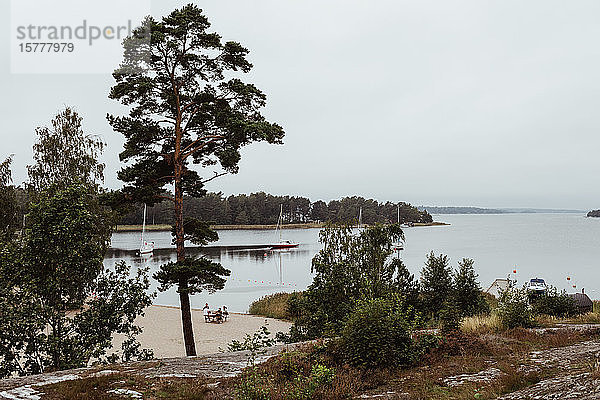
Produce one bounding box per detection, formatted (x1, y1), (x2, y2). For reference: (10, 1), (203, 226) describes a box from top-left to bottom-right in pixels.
(2, 0), (600, 209)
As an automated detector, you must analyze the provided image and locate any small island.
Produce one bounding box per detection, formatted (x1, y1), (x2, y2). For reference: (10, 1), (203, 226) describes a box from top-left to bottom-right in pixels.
(587, 210), (600, 217)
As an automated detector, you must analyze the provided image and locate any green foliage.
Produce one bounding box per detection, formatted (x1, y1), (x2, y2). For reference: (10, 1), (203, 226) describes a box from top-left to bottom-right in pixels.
(0, 155), (12, 187)
(109, 3), (284, 356)
(439, 299), (461, 334)
(0, 259), (154, 377)
(119, 193), (432, 226)
(108, 4), (284, 205)
(411, 333), (441, 358)
(230, 326), (278, 400)
(0, 156), (22, 241)
(288, 223), (406, 341)
(287, 364), (336, 400)
(453, 258), (489, 317)
(23, 184), (112, 308)
(497, 287), (534, 329)
(27, 106), (105, 194)
(394, 258), (420, 309)
(420, 252), (454, 319)
(340, 296), (417, 368)
(175, 218), (219, 246)
(530, 286), (578, 318)
(235, 370), (271, 400)
(154, 256), (230, 295)
(228, 325), (276, 367)
(234, 346), (336, 400)
(0, 184), (153, 377)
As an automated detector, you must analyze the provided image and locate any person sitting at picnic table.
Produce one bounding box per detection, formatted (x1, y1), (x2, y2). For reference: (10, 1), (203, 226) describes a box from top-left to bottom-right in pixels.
(214, 308), (223, 323)
(222, 305), (229, 321)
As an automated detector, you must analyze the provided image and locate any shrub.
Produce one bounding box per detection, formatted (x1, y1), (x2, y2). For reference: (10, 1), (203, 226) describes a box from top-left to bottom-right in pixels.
(340, 296), (416, 368)
(249, 292), (296, 320)
(227, 325), (276, 367)
(235, 371), (271, 400)
(531, 286), (578, 318)
(439, 300), (461, 334)
(288, 224), (410, 341)
(288, 364), (336, 399)
(497, 287), (534, 329)
(412, 333), (440, 359)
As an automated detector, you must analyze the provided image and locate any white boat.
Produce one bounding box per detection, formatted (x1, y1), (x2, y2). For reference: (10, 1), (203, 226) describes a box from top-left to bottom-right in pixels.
(270, 205), (299, 250)
(139, 204), (154, 255)
(392, 204), (405, 251)
(526, 278), (547, 294)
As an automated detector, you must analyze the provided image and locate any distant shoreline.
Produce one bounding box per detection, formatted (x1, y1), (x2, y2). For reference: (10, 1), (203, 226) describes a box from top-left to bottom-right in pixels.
(114, 221), (449, 232)
(420, 206), (585, 214)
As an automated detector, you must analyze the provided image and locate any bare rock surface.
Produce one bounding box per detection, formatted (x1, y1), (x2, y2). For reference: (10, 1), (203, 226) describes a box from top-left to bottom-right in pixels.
(499, 338), (600, 399)
(443, 367), (503, 387)
(0, 343), (300, 399)
(499, 372), (600, 400)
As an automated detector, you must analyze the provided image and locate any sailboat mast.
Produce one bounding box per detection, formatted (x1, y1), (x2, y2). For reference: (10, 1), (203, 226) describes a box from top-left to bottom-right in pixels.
(359, 207), (362, 229)
(141, 204), (147, 244)
(279, 204), (283, 242)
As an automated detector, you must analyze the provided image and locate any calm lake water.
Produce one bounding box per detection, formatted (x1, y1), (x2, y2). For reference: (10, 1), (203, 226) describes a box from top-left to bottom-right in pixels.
(105, 213), (600, 312)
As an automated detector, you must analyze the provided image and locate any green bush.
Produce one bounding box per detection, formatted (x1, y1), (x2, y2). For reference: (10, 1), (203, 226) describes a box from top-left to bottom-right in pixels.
(235, 371), (270, 400)
(248, 292), (296, 320)
(439, 300), (461, 334)
(497, 287), (534, 329)
(340, 296), (416, 368)
(288, 363), (336, 400)
(530, 286), (577, 317)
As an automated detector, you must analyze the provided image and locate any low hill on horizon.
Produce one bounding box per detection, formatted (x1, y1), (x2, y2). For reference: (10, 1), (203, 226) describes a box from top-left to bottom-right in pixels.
(420, 206), (585, 215)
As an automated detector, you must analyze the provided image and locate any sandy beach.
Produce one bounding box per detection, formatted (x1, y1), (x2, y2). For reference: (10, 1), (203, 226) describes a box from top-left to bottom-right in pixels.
(114, 305), (292, 359)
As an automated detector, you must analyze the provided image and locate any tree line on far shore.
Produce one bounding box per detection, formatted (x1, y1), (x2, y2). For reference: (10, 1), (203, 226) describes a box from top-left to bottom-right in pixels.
(118, 193), (433, 226)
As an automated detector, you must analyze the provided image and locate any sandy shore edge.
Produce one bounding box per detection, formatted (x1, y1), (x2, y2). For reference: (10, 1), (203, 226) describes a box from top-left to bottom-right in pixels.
(113, 305), (292, 359)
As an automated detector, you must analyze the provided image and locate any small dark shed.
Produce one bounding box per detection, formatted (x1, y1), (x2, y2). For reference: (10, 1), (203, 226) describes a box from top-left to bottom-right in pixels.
(568, 292), (593, 314)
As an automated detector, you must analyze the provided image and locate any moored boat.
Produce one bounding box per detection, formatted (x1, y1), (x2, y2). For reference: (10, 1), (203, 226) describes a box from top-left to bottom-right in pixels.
(392, 204), (405, 251)
(139, 204), (155, 256)
(526, 278), (547, 294)
(271, 205), (299, 250)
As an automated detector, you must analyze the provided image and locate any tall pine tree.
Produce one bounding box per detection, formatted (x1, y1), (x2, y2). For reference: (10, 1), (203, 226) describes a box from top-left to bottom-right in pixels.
(108, 4), (284, 356)
(420, 252), (453, 319)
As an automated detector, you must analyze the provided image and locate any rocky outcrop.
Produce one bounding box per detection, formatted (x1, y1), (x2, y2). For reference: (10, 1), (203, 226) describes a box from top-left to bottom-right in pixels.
(0, 343), (299, 399)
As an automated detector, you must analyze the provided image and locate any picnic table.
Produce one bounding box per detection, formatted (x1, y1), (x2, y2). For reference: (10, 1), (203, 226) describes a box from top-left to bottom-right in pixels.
(204, 310), (228, 323)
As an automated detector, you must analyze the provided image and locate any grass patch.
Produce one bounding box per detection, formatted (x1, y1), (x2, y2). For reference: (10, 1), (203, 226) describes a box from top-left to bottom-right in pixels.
(248, 292), (296, 320)
(461, 313), (502, 334)
(535, 312), (600, 326)
(42, 373), (211, 400)
(565, 312), (600, 324)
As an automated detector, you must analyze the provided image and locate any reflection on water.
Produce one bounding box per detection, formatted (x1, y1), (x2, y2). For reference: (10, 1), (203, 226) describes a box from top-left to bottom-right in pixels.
(105, 214), (600, 312)
(105, 229), (321, 313)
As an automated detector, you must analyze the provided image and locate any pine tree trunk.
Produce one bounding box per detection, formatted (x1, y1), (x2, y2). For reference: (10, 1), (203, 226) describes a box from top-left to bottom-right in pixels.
(175, 159), (197, 356)
(179, 280), (196, 356)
